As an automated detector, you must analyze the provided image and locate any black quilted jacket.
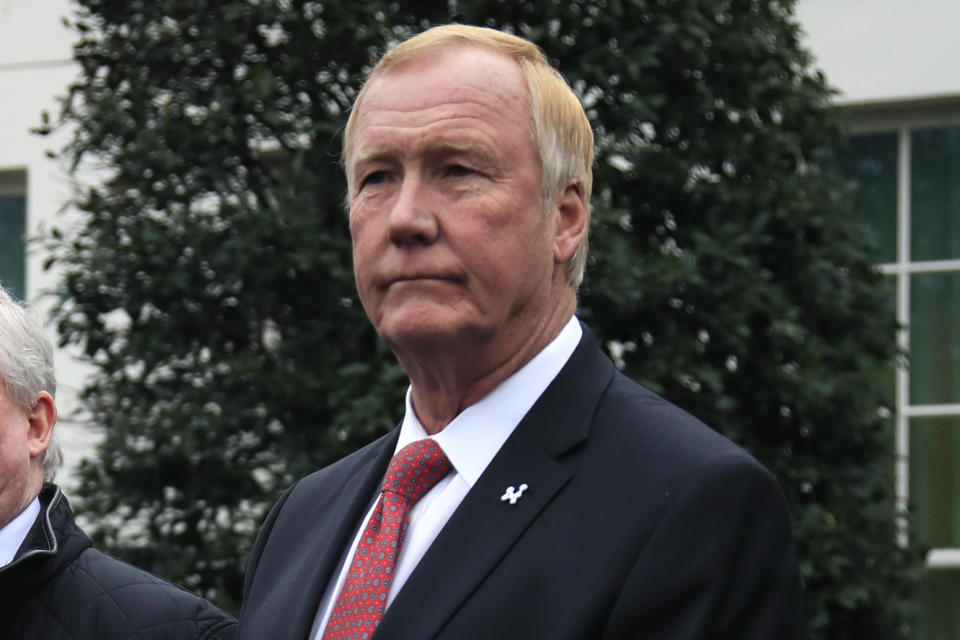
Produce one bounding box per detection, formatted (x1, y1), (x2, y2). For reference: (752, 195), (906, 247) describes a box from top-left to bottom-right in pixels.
(0, 485), (237, 640)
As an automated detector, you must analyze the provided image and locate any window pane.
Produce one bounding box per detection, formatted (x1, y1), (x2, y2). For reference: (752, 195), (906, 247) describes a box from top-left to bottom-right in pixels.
(919, 568), (960, 640)
(910, 416), (960, 549)
(838, 132), (898, 264)
(0, 194), (26, 299)
(912, 125), (960, 262)
(910, 271), (960, 405)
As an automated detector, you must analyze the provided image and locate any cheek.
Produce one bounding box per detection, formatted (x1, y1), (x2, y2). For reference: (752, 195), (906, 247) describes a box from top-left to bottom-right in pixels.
(349, 216), (374, 275)
(351, 251), (376, 305)
(457, 219), (545, 277)
(348, 208), (365, 247)
(349, 243), (375, 313)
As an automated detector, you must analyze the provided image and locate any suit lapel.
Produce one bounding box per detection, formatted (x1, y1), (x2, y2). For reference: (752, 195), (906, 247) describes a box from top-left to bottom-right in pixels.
(243, 429), (399, 640)
(375, 327), (615, 638)
(299, 431), (399, 599)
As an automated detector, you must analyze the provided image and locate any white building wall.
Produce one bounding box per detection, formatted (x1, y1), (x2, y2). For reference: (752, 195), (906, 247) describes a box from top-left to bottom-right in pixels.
(795, 0), (960, 104)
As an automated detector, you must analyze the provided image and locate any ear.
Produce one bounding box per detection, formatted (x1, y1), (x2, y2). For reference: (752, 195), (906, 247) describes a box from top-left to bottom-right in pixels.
(26, 391), (57, 460)
(552, 180), (588, 266)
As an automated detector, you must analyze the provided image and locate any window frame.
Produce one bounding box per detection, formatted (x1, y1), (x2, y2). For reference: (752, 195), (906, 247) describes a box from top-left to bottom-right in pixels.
(0, 169), (28, 299)
(840, 95), (960, 563)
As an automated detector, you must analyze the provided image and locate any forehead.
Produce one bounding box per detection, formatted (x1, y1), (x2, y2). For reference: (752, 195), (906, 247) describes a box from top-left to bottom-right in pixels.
(350, 45), (533, 157)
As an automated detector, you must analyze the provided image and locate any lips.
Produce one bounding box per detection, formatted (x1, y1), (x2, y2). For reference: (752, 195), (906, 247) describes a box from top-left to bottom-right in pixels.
(371, 258), (465, 291)
(385, 273), (460, 287)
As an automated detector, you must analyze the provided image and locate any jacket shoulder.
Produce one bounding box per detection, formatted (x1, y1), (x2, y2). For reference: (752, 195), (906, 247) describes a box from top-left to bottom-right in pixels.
(37, 548), (236, 639)
(589, 369), (770, 482)
(269, 429), (398, 520)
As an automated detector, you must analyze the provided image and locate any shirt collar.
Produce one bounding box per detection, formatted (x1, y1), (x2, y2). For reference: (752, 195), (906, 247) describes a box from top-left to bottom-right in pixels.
(396, 315), (582, 487)
(0, 496), (40, 567)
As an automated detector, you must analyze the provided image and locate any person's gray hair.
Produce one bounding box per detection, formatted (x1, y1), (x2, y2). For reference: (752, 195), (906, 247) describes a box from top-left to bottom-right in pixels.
(0, 285), (62, 481)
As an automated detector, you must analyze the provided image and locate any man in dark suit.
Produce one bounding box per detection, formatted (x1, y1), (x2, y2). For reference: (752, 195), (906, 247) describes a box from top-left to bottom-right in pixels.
(238, 24), (807, 639)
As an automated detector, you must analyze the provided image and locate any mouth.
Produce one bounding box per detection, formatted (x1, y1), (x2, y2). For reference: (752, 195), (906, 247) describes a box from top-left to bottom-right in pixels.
(388, 274), (458, 285)
(380, 272), (464, 292)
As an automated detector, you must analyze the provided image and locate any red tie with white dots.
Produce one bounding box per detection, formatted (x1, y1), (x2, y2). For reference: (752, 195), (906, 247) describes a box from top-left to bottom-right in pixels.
(322, 439), (452, 640)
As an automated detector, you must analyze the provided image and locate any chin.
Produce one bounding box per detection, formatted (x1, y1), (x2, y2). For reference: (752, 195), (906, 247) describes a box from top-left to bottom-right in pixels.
(376, 307), (484, 354)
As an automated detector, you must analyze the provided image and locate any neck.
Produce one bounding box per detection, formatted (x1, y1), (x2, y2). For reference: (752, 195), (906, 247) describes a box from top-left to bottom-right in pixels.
(0, 471), (44, 531)
(398, 296), (576, 434)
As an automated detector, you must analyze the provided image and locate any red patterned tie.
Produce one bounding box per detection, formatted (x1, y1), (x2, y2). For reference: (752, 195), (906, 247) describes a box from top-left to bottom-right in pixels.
(322, 439), (452, 640)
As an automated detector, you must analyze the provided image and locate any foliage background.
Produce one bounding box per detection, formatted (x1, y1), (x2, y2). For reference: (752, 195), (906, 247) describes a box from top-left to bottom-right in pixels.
(43, 0), (922, 635)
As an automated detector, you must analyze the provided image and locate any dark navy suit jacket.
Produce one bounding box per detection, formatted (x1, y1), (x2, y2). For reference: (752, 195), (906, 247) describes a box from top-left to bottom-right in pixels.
(239, 327), (807, 639)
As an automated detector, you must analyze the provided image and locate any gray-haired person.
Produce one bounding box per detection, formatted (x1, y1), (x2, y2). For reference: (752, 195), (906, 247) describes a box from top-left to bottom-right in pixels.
(0, 284), (237, 640)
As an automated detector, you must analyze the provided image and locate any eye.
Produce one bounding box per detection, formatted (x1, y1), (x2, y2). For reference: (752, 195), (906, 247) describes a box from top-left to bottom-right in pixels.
(360, 170), (389, 187)
(445, 164), (475, 178)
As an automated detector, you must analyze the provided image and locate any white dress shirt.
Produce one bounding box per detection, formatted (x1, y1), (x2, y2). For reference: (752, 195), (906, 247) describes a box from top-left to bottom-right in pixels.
(310, 316), (582, 638)
(0, 496), (40, 567)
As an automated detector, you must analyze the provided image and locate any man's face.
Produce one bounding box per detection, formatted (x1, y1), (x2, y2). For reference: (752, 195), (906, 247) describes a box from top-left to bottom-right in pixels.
(0, 385), (39, 529)
(348, 45), (564, 361)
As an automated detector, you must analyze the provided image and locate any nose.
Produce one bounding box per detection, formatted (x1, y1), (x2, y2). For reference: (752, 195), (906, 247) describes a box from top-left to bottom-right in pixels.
(388, 176), (439, 247)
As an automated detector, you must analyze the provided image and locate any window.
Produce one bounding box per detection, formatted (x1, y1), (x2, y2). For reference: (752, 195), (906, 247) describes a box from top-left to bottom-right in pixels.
(0, 171), (27, 300)
(840, 101), (960, 637)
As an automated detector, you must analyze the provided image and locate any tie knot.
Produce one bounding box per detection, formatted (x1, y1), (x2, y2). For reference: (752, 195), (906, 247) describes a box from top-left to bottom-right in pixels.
(382, 439), (452, 504)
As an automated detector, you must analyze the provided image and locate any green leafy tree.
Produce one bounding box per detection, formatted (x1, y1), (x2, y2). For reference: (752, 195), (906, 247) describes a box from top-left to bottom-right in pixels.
(45, 0), (920, 634)
(45, 0), (436, 611)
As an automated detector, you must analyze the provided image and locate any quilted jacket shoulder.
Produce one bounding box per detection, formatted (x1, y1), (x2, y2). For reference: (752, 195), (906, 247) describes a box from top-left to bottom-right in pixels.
(0, 485), (236, 640)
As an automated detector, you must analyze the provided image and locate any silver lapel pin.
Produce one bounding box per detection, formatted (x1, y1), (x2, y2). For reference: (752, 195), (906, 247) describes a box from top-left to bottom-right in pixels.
(501, 484), (529, 505)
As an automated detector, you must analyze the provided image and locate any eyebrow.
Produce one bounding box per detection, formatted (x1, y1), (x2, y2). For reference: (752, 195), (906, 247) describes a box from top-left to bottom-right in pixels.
(351, 146), (399, 170)
(352, 138), (495, 169)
